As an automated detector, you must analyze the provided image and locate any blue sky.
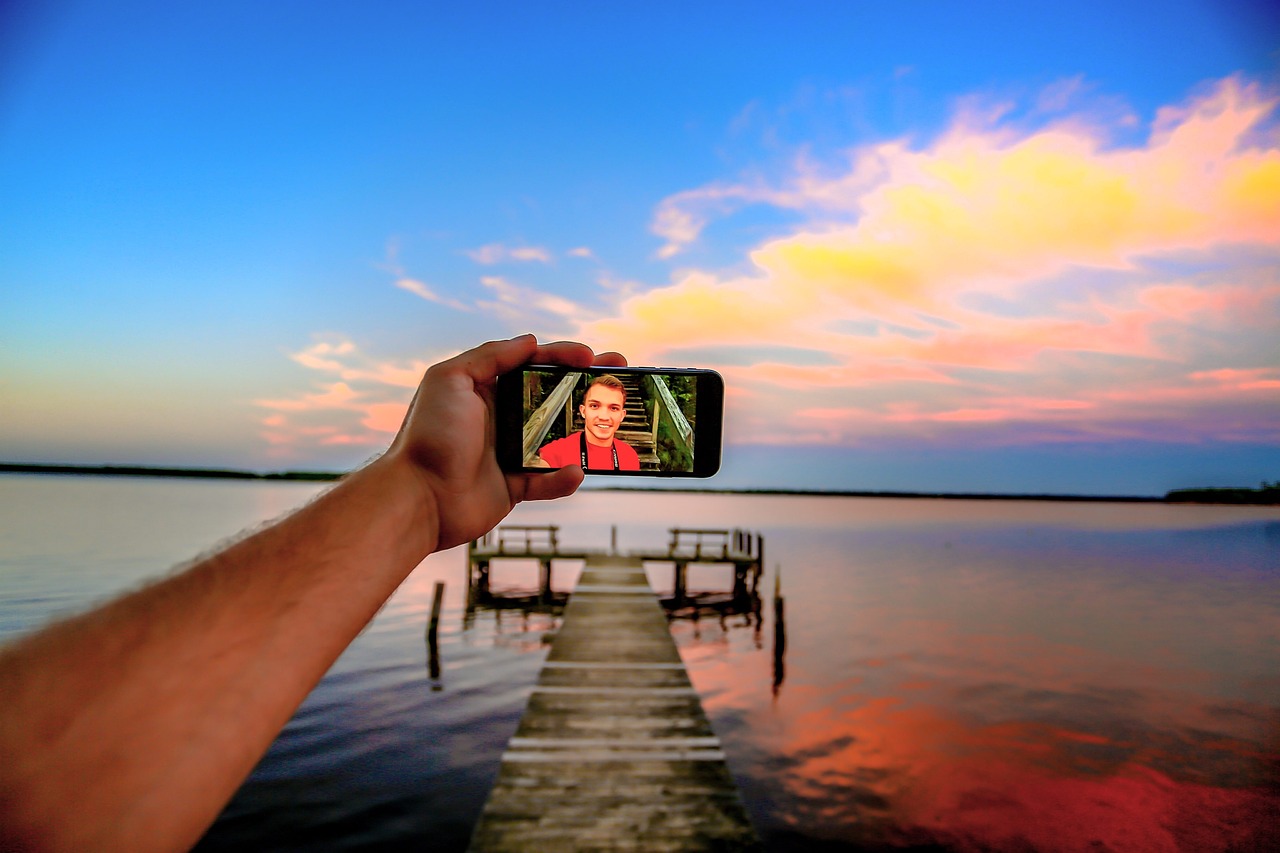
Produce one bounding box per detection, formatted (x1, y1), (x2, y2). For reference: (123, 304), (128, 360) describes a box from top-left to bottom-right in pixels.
(2, 1), (1278, 494)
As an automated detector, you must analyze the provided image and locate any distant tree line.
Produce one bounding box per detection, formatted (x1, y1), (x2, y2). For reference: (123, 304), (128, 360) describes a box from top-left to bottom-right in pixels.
(0, 463), (342, 481)
(1164, 481), (1280, 505)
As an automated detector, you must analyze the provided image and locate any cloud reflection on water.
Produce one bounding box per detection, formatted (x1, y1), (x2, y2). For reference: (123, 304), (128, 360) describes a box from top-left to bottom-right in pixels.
(5, 478), (1272, 850)
(596, 494), (1280, 851)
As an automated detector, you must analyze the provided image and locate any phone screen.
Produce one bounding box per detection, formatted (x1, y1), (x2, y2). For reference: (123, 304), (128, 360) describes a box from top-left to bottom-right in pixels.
(496, 365), (723, 477)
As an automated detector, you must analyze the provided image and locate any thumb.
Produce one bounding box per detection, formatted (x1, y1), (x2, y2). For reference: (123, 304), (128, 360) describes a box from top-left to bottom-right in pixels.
(514, 466), (585, 503)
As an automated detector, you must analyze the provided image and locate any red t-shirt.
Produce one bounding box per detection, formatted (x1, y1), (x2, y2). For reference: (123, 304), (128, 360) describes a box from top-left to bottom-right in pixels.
(539, 432), (641, 471)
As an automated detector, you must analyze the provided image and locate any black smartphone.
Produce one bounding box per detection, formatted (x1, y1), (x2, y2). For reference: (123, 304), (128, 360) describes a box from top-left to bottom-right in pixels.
(495, 364), (724, 477)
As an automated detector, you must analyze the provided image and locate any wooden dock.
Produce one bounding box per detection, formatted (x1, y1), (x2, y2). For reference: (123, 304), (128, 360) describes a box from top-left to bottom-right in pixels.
(466, 525), (764, 617)
(467, 553), (761, 851)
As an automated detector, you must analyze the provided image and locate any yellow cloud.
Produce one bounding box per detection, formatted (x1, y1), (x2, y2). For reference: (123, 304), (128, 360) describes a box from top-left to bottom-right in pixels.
(267, 76), (1276, 458)
(579, 75), (1280, 446)
(753, 82), (1272, 313)
(588, 272), (807, 350)
(1223, 155), (1280, 238)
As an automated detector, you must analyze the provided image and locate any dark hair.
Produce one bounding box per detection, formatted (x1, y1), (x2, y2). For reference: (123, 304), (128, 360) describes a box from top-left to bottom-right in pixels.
(585, 374), (626, 404)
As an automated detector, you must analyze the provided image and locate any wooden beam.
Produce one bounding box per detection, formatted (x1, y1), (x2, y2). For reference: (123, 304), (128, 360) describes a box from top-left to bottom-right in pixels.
(521, 372), (582, 463)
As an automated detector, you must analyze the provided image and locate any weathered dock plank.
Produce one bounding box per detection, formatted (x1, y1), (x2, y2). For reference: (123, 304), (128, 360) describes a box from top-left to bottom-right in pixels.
(468, 556), (759, 852)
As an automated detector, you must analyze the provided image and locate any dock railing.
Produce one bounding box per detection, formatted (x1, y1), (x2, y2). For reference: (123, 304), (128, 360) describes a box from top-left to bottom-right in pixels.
(667, 527), (760, 560)
(669, 528), (730, 559)
(520, 372), (582, 465)
(474, 524), (560, 555)
(469, 524), (764, 615)
(645, 374), (693, 458)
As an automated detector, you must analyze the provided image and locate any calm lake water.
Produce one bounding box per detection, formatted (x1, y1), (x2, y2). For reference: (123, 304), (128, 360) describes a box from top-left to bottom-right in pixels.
(1, 474), (1276, 851)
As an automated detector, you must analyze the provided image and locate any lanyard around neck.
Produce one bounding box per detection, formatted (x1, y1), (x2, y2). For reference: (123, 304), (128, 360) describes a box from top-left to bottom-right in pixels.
(580, 430), (619, 470)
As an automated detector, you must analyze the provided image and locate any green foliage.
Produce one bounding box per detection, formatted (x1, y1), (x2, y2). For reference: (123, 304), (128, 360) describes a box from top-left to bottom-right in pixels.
(647, 374), (696, 472)
(524, 370), (578, 444)
(655, 423), (693, 472)
(668, 375), (697, 425)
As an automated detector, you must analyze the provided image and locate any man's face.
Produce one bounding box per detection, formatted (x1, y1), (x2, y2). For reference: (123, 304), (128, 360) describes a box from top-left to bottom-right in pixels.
(580, 384), (625, 445)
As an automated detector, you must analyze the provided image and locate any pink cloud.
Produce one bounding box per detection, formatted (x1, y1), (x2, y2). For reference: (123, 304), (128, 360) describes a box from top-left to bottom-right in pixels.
(1189, 368), (1280, 391)
(361, 402), (407, 434)
(255, 338), (443, 458)
(268, 75), (1278, 460)
(577, 74), (1280, 448)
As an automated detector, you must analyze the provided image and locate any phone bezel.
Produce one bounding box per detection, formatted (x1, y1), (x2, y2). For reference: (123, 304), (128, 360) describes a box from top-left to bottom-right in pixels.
(495, 364), (723, 477)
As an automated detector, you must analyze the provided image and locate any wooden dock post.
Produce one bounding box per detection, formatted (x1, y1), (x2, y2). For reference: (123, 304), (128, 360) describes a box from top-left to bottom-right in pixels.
(469, 554), (760, 851)
(537, 558), (552, 605)
(427, 581), (445, 682)
(756, 533), (764, 583)
(427, 581), (445, 640)
(772, 565), (786, 695)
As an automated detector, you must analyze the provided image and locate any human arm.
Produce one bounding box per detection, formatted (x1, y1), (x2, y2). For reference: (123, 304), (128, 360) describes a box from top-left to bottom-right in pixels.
(0, 334), (624, 852)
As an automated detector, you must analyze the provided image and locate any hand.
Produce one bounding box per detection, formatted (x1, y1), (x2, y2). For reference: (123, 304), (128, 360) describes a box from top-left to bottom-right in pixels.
(389, 334), (626, 552)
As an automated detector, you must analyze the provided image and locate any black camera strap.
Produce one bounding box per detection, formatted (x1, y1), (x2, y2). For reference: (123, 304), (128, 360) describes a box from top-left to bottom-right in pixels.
(580, 430), (619, 470)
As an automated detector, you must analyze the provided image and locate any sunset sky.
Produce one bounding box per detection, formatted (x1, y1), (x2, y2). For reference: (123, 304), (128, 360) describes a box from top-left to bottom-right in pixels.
(3, 1), (1278, 494)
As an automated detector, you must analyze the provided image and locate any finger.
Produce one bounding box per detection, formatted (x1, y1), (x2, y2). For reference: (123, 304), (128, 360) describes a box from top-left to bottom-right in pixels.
(592, 351), (628, 368)
(516, 466), (585, 502)
(531, 340), (597, 369)
(452, 334), (541, 383)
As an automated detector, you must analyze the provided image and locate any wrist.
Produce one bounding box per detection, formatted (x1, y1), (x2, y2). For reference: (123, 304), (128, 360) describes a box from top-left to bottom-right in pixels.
(355, 448), (442, 562)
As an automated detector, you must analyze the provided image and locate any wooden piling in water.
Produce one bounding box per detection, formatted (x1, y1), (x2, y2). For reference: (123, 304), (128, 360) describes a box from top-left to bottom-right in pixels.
(427, 581), (445, 640)
(772, 565), (786, 695)
(427, 581), (445, 682)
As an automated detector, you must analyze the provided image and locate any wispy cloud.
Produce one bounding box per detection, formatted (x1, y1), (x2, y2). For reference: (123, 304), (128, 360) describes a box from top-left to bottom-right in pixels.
(466, 243), (553, 264)
(269, 75), (1278, 460)
(381, 240), (472, 311)
(255, 337), (442, 458)
(394, 277), (472, 311)
(589, 75), (1280, 447)
(476, 275), (590, 326)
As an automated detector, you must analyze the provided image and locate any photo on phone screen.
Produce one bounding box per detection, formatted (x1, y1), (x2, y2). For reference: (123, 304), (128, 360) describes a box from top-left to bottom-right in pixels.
(496, 365), (723, 477)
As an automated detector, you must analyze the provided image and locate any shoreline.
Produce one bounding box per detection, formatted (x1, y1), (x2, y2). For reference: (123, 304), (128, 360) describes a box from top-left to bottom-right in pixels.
(583, 486), (1167, 503)
(0, 462), (341, 482)
(5, 462), (1277, 505)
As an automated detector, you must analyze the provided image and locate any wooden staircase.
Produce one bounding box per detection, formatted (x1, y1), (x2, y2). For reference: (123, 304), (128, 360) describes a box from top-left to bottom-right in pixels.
(574, 374), (661, 470)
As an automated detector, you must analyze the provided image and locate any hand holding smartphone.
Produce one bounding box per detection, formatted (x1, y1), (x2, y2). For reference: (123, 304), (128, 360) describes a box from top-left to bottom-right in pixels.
(495, 365), (723, 477)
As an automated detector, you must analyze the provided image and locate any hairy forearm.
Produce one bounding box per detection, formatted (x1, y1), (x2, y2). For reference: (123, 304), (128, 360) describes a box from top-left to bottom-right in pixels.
(0, 451), (437, 852)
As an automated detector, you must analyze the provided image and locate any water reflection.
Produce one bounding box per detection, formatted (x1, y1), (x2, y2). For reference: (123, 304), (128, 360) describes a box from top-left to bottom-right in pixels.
(656, 506), (1279, 851)
(773, 578), (787, 698)
(4, 477), (1276, 851)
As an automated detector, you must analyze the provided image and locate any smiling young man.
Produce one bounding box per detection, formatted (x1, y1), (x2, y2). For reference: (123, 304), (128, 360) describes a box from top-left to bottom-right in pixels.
(537, 374), (641, 471)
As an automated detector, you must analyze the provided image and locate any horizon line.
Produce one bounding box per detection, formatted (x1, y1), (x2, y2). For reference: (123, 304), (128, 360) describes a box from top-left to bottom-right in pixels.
(3, 462), (1276, 505)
